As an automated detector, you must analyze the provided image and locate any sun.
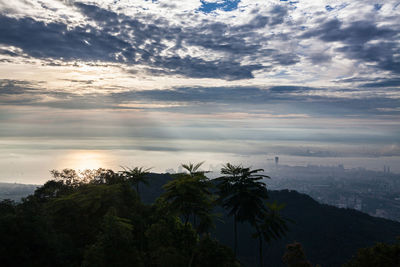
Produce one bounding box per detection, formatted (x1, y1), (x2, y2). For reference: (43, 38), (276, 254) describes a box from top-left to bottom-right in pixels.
(65, 151), (106, 171)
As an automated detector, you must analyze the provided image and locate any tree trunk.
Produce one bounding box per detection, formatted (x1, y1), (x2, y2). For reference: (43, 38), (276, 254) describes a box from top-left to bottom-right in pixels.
(188, 215), (195, 267)
(234, 214), (238, 256)
(188, 251), (195, 267)
(259, 234), (263, 267)
(264, 245), (269, 267)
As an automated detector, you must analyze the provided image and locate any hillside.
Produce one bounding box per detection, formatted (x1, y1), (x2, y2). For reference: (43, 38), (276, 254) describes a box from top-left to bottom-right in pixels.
(1, 173), (400, 266)
(140, 173), (400, 266)
(213, 190), (400, 266)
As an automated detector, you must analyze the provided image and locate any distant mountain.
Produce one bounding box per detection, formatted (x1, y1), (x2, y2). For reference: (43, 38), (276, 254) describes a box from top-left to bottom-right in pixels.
(0, 182), (39, 201)
(140, 173), (400, 266)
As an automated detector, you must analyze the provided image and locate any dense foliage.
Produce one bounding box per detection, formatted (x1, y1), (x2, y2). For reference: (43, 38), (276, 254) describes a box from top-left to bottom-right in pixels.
(343, 239), (400, 267)
(0, 167), (239, 267)
(1, 165), (400, 267)
(212, 190), (400, 266)
(282, 242), (313, 267)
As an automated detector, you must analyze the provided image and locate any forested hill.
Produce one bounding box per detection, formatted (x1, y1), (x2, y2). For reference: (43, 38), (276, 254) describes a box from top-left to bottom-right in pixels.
(215, 189), (400, 266)
(140, 173), (400, 266)
(1, 172), (399, 266)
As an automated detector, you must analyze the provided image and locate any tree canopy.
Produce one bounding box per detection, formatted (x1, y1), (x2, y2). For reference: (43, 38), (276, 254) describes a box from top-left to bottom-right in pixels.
(0, 166), (238, 267)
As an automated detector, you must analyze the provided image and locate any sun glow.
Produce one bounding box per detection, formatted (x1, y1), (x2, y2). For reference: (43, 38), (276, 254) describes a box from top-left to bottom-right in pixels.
(64, 151), (108, 171)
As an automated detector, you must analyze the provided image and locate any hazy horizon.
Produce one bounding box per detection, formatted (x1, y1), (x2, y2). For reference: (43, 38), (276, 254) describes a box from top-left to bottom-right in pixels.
(0, 0), (399, 184)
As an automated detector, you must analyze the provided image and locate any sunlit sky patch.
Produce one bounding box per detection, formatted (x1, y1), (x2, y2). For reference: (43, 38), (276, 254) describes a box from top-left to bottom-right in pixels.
(0, 0), (399, 183)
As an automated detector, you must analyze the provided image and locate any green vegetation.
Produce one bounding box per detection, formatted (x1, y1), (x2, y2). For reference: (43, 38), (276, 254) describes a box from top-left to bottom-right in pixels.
(214, 189), (400, 266)
(282, 242), (313, 267)
(119, 166), (152, 197)
(0, 163), (287, 267)
(215, 163), (290, 266)
(1, 163), (400, 267)
(343, 238), (400, 267)
(216, 163), (270, 256)
(162, 165), (215, 234)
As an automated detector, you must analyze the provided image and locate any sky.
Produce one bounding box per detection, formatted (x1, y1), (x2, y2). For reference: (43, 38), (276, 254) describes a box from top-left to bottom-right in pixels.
(0, 0), (399, 183)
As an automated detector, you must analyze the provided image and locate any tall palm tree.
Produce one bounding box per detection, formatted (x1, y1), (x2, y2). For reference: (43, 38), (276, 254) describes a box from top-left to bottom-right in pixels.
(253, 202), (290, 267)
(163, 163), (215, 267)
(216, 163), (270, 256)
(162, 163), (214, 233)
(181, 161), (210, 176)
(119, 166), (152, 196)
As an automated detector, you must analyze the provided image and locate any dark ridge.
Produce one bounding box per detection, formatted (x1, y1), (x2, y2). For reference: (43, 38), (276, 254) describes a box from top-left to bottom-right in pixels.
(140, 173), (400, 266)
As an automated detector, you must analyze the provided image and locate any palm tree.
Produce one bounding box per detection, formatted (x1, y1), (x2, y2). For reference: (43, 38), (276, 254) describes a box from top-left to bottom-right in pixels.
(216, 163), (270, 256)
(253, 202), (290, 267)
(162, 162), (214, 233)
(119, 166), (152, 196)
(163, 162), (215, 267)
(181, 161), (210, 176)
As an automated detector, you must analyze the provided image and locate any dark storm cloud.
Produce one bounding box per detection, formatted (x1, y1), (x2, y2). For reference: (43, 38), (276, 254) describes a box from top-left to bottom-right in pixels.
(268, 86), (313, 93)
(75, 2), (281, 66)
(337, 41), (400, 74)
(185, 5), (289, 57)
(272, 53), (300, 65)
(183, 21), (263, 56)
(1, 78), (398, 117)
(0, 48), (19, 57)
(0, 14), (131, 62)
(110, 85), (400, 116)
(145, 57), (262, 80)
(0, 79), (117, 109)
(0, 79), (42, 95)
(268, 5), (288, 25)
(309, 52), (331, 64)
(301, 19), (395, 43)
(0, 3), (303, 80)
(0, 10), (262, 80)
(74, 2), (295, 75)
(59, 79), (95, 84)
(335, 77), (377, 83)
(360, 78), (400, 88)
(301, 18), (400, 73)
(112, 86), (279, 103)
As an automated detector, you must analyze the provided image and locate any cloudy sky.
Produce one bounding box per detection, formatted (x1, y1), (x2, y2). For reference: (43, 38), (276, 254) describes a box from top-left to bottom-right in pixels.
(0, 0), (399, 183)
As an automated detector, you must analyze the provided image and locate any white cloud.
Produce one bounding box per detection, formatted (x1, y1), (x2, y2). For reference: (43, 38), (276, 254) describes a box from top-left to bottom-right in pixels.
(0, 0), (399, 183)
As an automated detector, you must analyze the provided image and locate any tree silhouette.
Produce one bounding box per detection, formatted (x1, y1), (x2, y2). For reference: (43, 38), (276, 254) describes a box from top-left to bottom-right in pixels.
(282, 242), (313, 267)
(343, 238), (400, 267)
(90, 169), (124, 185)
(181, 161), (210, 176)
(162, 163), (214, 234)
(50, 168), (81, 187)
(120, 166), (152, 197)
(253, 202), (290, 267)
(33, 180), (69, 201)
(216, 163), (270, 256)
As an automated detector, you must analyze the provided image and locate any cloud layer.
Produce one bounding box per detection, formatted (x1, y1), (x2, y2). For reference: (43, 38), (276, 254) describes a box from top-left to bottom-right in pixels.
(0, 0), (398, 80)
(0, 0), (399, 181)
